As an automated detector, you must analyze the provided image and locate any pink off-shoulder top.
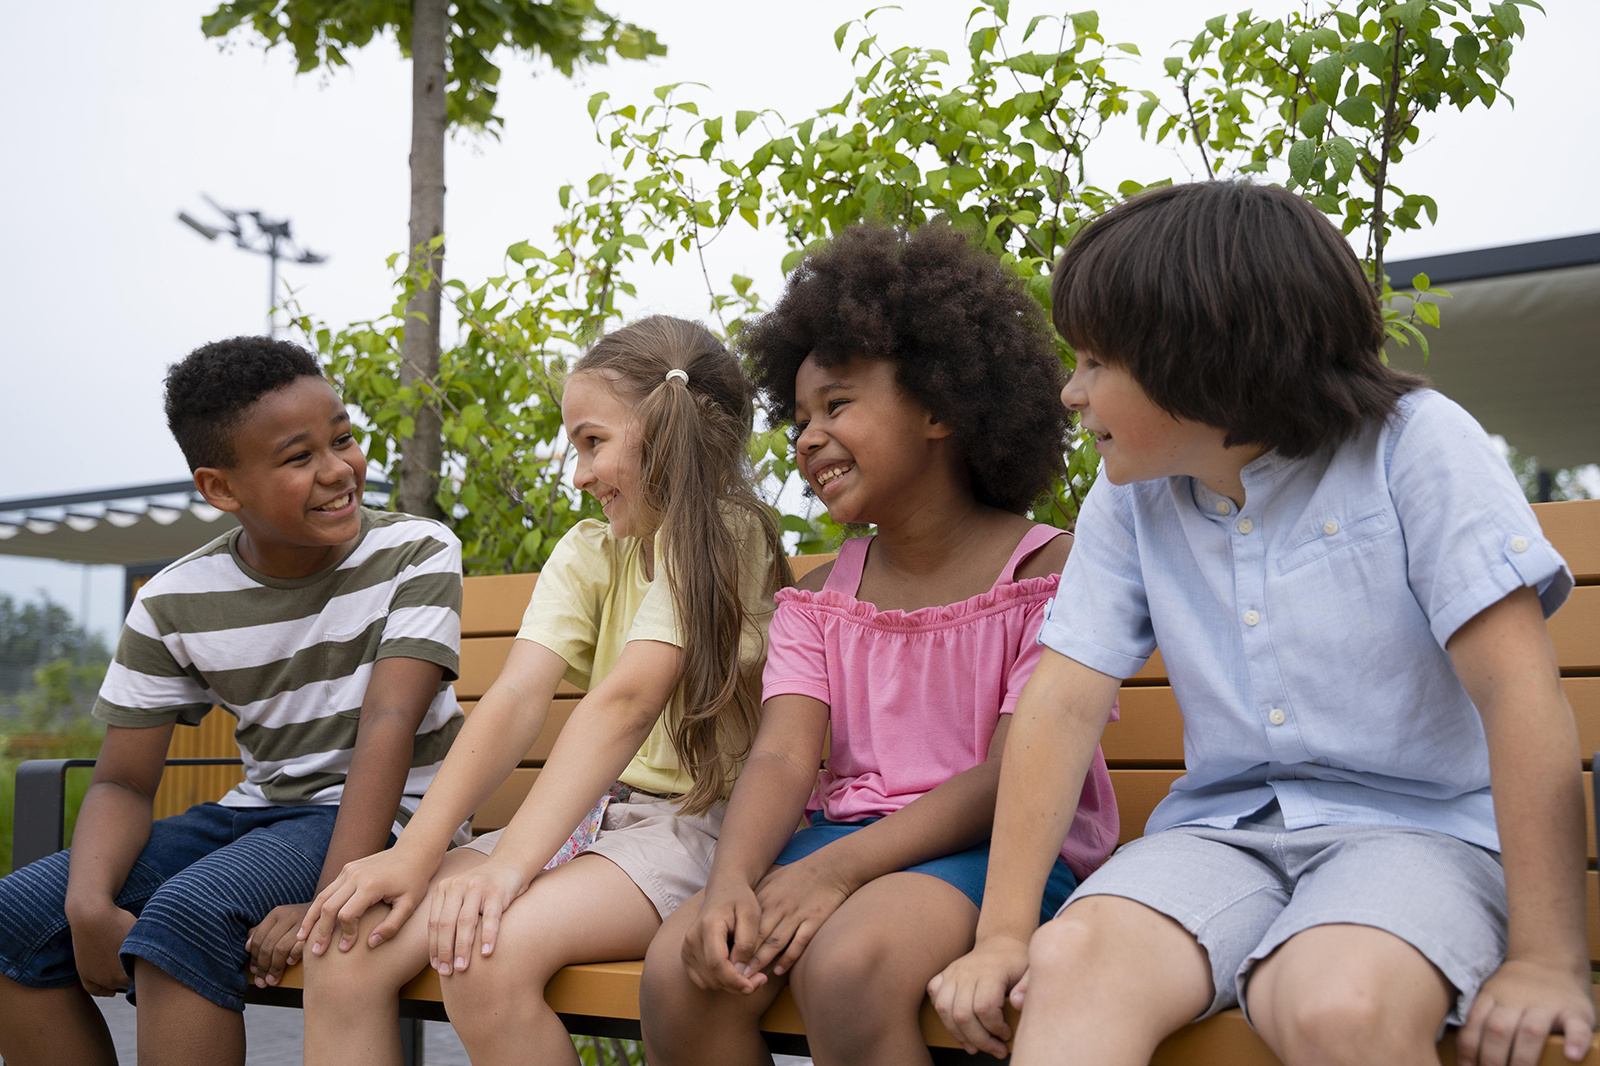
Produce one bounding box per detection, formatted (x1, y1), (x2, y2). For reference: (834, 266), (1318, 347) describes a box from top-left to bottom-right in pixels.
(761, 525), (1120, 879)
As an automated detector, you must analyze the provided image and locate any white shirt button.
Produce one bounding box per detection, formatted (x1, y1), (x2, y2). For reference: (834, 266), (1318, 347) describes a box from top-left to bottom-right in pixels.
(1323, 520), (1339, 535)
(1237, 518), (1254, 534)
(1268, 708), (1286, 726)
(1511, 536), (1529, 553)
(1244, 610), (1261, 626)
(1215, 500), (1232, 515)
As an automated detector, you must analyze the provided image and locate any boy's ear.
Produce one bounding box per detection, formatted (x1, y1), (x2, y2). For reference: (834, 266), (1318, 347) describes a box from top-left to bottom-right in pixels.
(193, 468), (243, 513)
(925, 413), (954, 440)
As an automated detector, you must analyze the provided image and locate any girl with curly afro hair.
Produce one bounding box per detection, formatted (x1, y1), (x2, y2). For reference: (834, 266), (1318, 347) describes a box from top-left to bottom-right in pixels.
(640, 223), (1119, 1066)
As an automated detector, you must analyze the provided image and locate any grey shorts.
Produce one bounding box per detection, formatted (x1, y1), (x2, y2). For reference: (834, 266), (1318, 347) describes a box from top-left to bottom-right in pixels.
(1058, 813), (1507, 1027)
(462, 792), (725, 920)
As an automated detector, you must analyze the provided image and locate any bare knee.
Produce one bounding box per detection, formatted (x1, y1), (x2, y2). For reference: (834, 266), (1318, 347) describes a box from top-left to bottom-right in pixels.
(790, 930), (908, 1056)
(1264, 974), (1431, 1065)
(1028, 908), (1110, 983)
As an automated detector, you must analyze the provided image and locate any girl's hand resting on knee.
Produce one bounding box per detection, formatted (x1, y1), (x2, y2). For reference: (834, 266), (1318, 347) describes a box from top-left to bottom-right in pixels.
(683, 877), (768, 994)
(748, 856), (853, 977)
(298, 846), (433, 956)
(927, 933), (1030, 1058)
(428, 859), (530, 975)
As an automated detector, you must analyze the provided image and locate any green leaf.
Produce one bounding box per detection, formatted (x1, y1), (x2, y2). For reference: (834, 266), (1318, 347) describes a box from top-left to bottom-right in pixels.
(1412, 272), (1431, 291)
(1287, 138), (1315, 185)
(1299, 101), (1330, 139)
(1335, 95), (1376, 126)
(1310, 56), (1344, 102)
(834, 21), (851, 50)
(1325, 135), (1357, 181)
(735, 110), (758, 135)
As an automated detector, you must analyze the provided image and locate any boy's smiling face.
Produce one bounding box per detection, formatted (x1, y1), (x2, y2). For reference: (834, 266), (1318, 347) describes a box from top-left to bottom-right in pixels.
(196, 375), (367, 579)
(1063, 351), (1257, 501)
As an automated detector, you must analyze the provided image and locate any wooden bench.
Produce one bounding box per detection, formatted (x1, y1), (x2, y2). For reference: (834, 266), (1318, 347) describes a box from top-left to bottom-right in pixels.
(14, 498), (1600, 1063)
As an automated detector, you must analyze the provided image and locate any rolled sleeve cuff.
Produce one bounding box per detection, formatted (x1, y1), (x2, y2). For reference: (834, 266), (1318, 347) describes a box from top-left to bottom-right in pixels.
(1036, 601), (1153, 680)
(1428, 535), (1573, 648)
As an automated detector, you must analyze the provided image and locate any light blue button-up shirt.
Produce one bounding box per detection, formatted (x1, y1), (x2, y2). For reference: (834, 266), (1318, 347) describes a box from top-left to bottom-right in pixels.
(1038, 390), (1572, 851)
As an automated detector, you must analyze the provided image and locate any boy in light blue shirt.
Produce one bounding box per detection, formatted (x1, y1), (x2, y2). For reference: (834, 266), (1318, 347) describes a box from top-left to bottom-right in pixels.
(931, 182), (1593, 1066)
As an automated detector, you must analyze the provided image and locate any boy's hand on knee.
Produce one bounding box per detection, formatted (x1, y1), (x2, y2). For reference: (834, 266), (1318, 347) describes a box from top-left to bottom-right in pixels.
(749, 858), (852, 976)
(68, 904), (137, 997)
(246, 903), (310, 987)
(684, 878), (765, 995)
(1457, 959), (1596, 1066)
(927, 934), (1029, 1058)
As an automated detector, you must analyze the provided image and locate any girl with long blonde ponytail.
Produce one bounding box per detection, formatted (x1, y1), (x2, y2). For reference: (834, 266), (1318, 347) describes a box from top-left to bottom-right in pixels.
(298, 315), (788, 1066)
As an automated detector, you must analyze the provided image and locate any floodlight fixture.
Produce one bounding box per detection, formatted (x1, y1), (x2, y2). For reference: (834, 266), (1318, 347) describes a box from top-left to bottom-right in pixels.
(177, 194), (328, 336)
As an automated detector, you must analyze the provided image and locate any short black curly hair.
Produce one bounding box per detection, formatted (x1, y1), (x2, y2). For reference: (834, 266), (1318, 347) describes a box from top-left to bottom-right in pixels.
(743, 223), (1067, 514)
(164, 335), (325, 471)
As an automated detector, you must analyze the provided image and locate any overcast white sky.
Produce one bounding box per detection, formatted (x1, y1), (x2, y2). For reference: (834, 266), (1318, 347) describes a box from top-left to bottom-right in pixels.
(3, 0), (1598, 643)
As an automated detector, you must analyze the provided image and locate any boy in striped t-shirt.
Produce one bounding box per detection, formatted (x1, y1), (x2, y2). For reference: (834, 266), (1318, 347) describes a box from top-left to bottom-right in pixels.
(0, 336), (466, 1066)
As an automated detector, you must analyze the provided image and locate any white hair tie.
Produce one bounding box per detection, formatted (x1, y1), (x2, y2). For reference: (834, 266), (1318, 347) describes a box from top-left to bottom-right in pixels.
(664, 368), (689, 386)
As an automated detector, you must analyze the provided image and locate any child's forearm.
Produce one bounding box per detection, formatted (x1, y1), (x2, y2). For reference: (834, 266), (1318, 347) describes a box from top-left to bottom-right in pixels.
(483, 685), (661, 879)
(801, 748), (1006, 894)
(1485, 688), (1588, 971)
(316, 709), (428, 892)
(976, 651), (1120, 945)
(711, 747), (823, 887)
(390, 642), (566, 856)
(704, 693), (830, 888)
(1452, 588), (1590, 974)
(64, 782), (155, 921)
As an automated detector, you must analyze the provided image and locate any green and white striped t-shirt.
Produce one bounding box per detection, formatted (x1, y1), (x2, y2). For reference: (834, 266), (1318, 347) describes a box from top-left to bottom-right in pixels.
(94, 509), (466, 838)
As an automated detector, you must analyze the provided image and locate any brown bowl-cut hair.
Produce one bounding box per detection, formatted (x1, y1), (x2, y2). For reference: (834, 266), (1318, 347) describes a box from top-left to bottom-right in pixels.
(1051, 182), (1427, 458)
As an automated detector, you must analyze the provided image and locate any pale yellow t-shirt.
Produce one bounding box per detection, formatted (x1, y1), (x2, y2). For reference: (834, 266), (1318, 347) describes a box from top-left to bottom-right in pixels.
(516, 516), (775, 797)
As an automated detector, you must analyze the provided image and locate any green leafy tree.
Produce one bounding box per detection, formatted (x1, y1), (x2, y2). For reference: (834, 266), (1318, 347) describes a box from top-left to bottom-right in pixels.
(1141, 0), (1538, 352)
(312, 0), (1535, 570)
(202, 0), (664, 519)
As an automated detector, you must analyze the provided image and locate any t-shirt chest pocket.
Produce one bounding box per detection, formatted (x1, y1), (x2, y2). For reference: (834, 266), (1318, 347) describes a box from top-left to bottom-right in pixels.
(1276, 510), (1394, 575)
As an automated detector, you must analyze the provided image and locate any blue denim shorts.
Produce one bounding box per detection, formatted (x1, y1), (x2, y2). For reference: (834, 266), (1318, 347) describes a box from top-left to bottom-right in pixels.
(0, 802), (343, 1011)
(775, 813), (1079, 925)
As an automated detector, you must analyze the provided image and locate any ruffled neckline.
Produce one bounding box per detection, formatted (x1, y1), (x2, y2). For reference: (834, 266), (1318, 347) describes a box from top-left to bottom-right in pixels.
(776, 572), (1058, 631)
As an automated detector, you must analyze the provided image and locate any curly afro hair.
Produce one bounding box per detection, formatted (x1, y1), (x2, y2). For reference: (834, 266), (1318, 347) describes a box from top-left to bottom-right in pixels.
(743, 223), (1068, 514)
(164, 335), (324, 471)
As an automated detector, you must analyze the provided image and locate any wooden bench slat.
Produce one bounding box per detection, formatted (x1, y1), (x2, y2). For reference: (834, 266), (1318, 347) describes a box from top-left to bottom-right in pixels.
(461, 573), (541, 637)
(1553, 586), (1600, 674)
(472, 767), (539, 832)
(1536, 500), (1600, 585)
(459, 636), (585, 701)
(1110, 768), (1186, 847)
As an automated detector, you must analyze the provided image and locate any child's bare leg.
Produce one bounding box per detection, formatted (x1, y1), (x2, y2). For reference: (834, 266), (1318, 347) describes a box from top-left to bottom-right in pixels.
(1246, 923), (1451, 1066)
(442, 854), (663, 1066)
(132, 959), (245, 1066)
(788, 872), (977, 1066)
(303, 848), (490, 1066)
(0, 976), (117, 1066)
(639, 888), (786, 1066)
(1011, 895), (1214, 1066)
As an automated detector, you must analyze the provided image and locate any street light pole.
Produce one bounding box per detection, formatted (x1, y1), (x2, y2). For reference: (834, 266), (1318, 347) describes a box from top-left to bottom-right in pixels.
(178, 196), (328, 337)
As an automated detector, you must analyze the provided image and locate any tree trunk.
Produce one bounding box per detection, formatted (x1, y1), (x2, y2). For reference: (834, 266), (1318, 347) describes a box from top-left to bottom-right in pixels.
(397, 0), (448, 520)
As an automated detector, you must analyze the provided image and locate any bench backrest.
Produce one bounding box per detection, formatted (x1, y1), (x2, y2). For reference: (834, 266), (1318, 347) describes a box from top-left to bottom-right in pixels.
(150, 501), (1600, 964)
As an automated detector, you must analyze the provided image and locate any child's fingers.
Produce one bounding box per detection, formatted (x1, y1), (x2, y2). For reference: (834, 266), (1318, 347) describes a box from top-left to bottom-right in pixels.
(479, 893), (504, 959)
(367, 894), (416, 948)
(769, 918), (821, 977)
(1010, 966), (1030, 1009)
(747, 913), (801, 975)
(728, 899), (762, 969)
(450, 888), (483, 972)
(1560, 1004), (1596, 1062)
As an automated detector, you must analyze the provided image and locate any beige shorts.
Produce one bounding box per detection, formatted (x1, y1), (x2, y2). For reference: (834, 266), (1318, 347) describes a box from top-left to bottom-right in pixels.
(460, 791), (726, 920)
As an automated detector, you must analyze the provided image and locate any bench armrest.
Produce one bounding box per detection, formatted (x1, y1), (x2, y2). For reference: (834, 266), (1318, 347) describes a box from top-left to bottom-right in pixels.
(11, 757), (244, 874)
